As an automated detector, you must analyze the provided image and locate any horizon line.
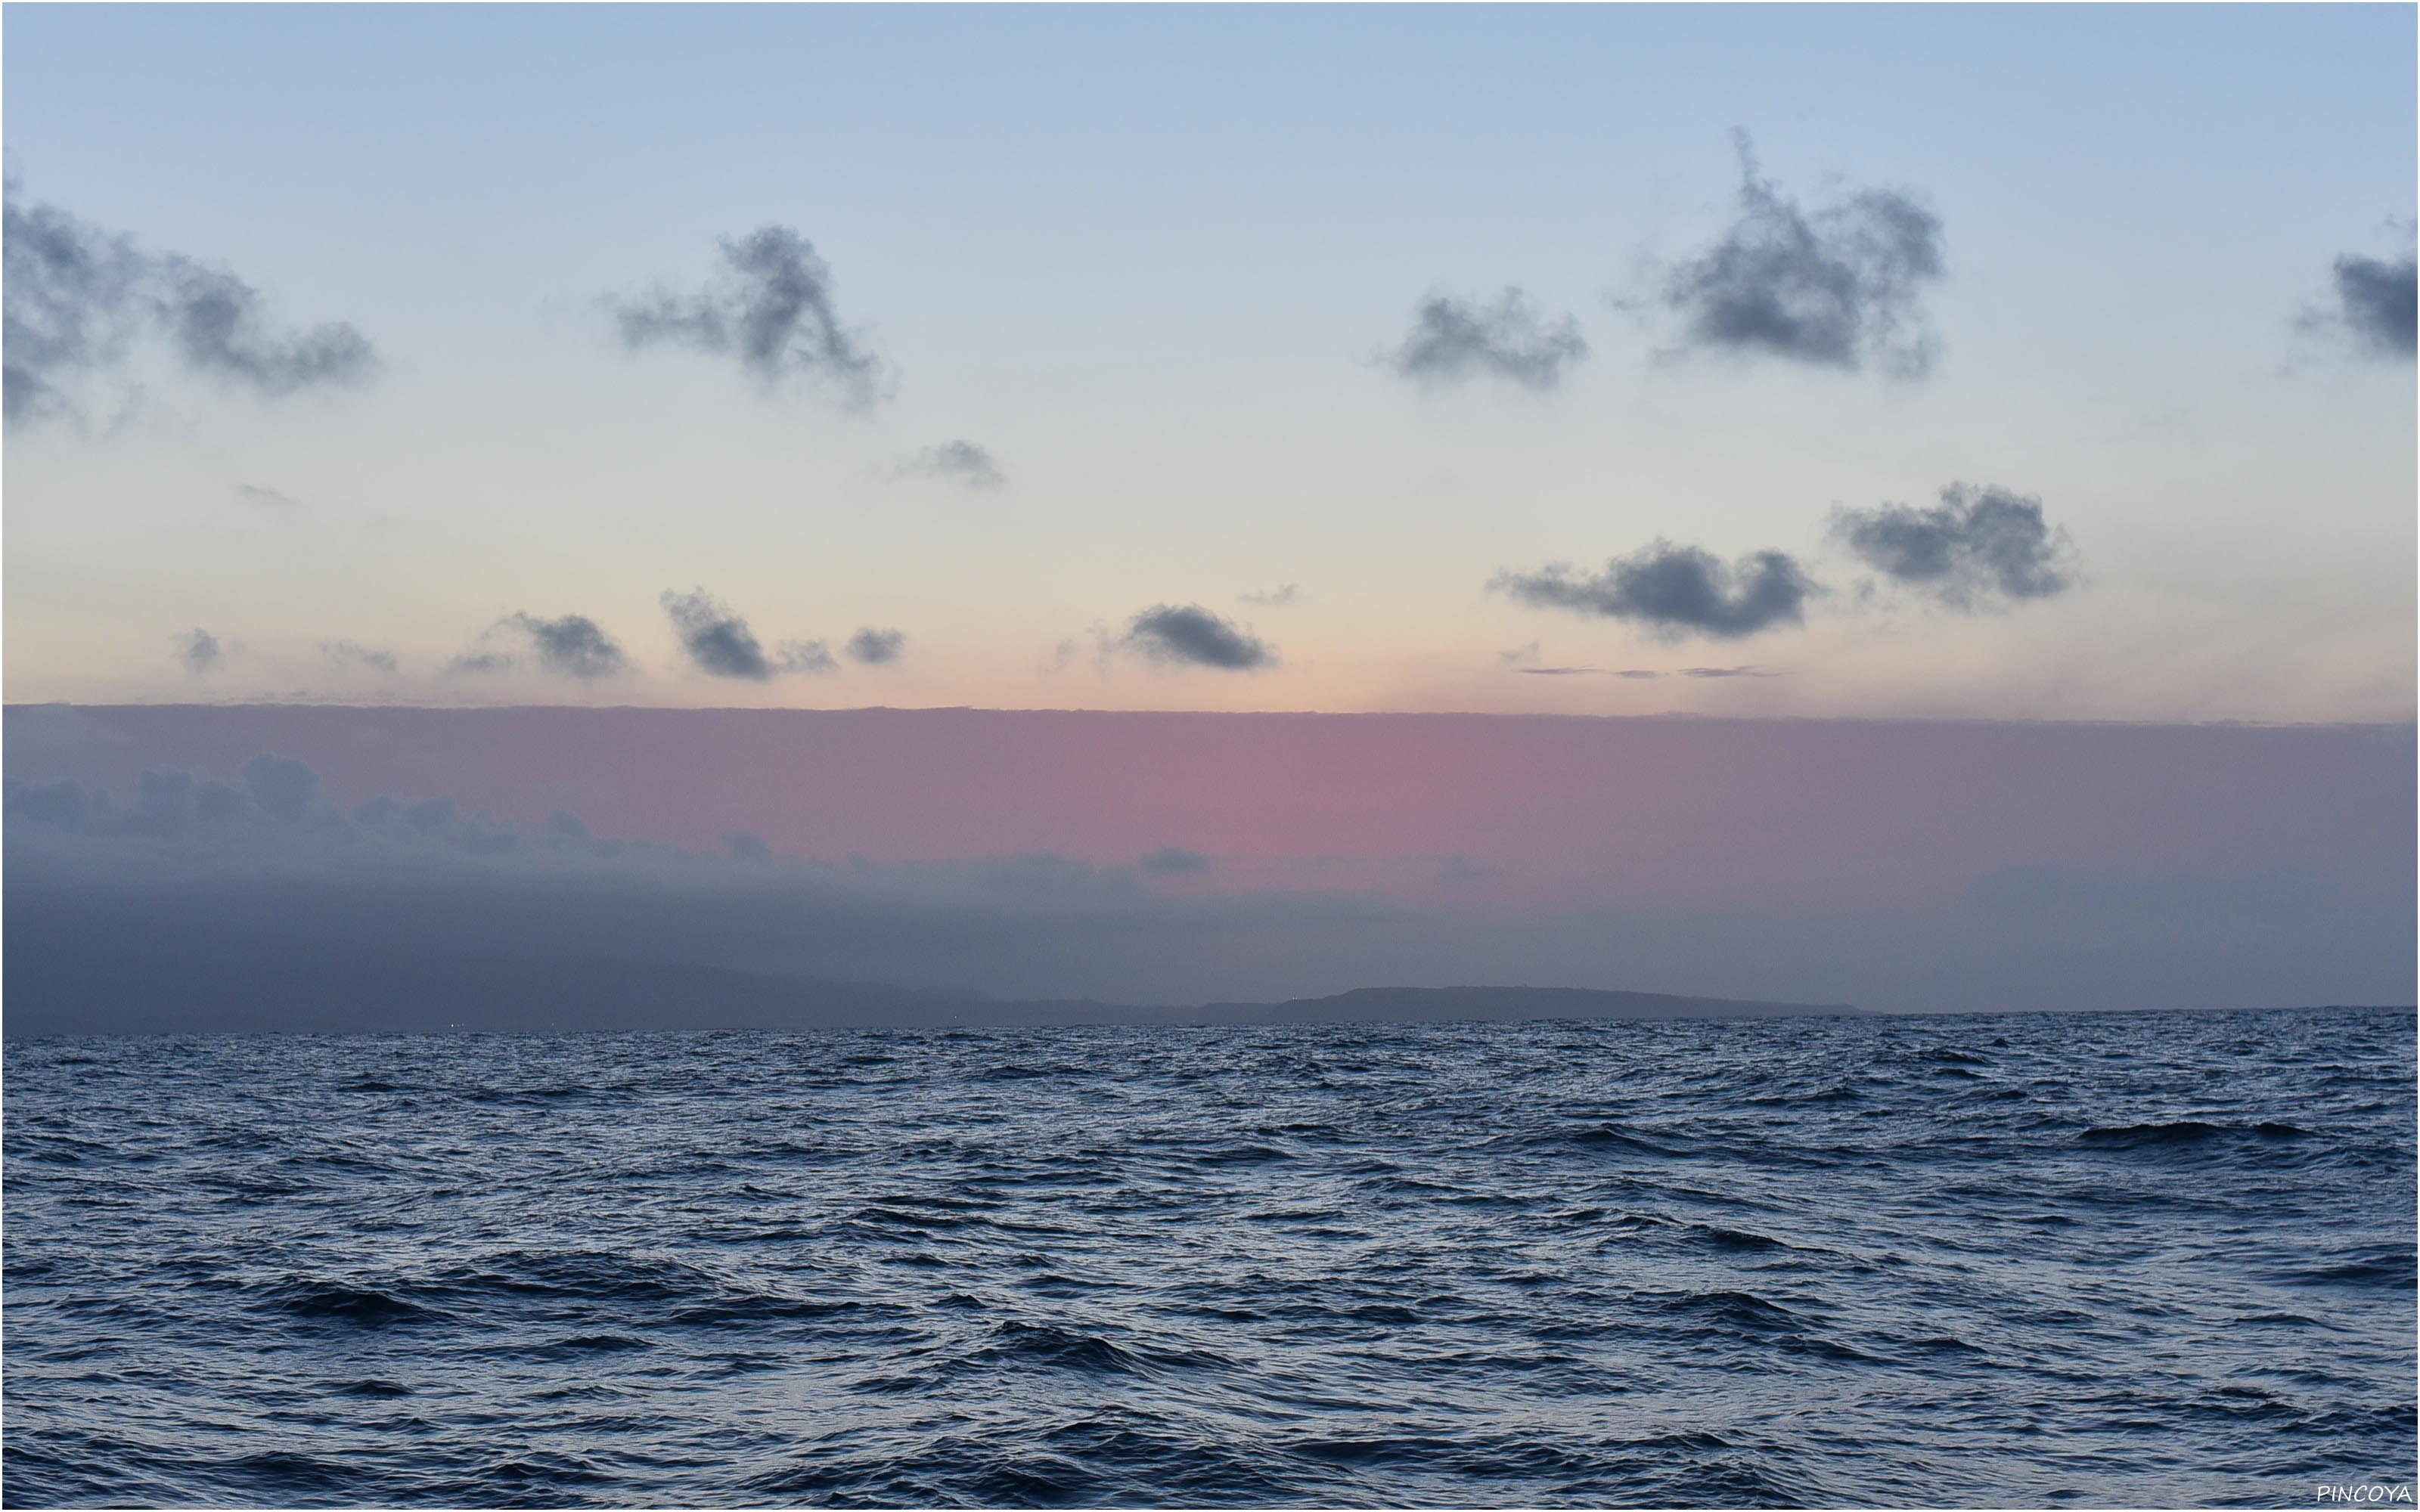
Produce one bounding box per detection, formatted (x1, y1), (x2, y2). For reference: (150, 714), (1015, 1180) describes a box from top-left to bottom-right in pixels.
(11, 700), (2417, 735)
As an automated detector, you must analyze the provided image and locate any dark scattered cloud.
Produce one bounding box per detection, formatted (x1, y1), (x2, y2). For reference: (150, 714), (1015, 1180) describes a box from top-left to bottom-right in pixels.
(154, 256), (377, 397)
(1492, 541), (1817, 640)
(4, 179), (377, 428)
(173, 628), (223, 676)
(1661, 132), (1945, 378)
(846, 627), (905, 666)
(3, 184), (148, 426)
(1123, 604), (1277, 671)
(609, 225), (888, 408)
(512, 613), (631, 678)
(662, 588), (774, 680)
(898, 440), (1004, 489)
(1243, 584), (1303, 608)
(1386, 288), (1587, 391)
(778, 640), (839, 676)
(1519, 666), (1612, 677)
(1680, 665), (1779, 679)
(320, 641), (399, 676)
(1831, 483), (2078, 612)
(1139, 846), (1212, 877)
(448, 612), (630, 680)
(2328, 251), (2416, 360)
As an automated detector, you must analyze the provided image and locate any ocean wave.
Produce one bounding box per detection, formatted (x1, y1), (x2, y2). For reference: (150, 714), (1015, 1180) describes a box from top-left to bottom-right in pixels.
(5, 1005), (2410, 1507)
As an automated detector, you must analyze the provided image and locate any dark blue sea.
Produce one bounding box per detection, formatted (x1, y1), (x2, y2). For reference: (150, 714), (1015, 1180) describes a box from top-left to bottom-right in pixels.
(5, 1008), (2414, 1507)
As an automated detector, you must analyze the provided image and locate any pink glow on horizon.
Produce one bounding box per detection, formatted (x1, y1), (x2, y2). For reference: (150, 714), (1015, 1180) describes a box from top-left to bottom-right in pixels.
(8, 705), (2408, 916)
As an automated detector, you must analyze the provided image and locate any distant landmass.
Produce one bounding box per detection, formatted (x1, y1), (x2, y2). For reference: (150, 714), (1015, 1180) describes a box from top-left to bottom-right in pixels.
(2, 944), (1858, 1038)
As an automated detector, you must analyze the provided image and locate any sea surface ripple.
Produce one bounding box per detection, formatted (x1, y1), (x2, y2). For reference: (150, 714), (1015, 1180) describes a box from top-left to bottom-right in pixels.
(5, 1007), (2414, 1507)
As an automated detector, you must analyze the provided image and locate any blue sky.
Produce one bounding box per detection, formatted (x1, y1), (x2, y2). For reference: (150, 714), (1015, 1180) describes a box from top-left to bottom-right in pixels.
(5, 4), (2413, 719)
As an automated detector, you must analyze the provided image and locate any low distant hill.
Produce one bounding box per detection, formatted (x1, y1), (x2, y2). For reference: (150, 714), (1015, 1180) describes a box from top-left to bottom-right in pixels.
(1188, 984), (1860, 1026)
(2, 935), (1856, 1037)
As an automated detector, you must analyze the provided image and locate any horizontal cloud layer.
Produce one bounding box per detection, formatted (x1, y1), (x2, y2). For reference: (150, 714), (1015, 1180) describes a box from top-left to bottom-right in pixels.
(6, 708), (2407, 1018)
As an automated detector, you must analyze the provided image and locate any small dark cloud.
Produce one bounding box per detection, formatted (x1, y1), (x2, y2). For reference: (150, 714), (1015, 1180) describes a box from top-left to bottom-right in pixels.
(2328, 251), (2416, 360)
(609, 225), (888, 408)
(4, 179), (377, 428)
(1242, 584), (1302, 608)
(1680, 665), (1778, 679)
(173, 628), (223, 676)
(510, 613), (630, 678)
(1499, 641), (1541, 666)
(662, 587), (774, 680)
(1519, 666), (1610, 677)
(1122, 604), (1276, 671)
(1830, 483), (2078, 612)
(1660, 132), (1945, 378)
(321, 641), (399, 676)
(1491, 541), (1816, 640)
(846, 627), (905, 666)
(1386, 287), (1587, 391)
(778, 640), (839, 676)
(897, 440), (1004, 488)
(448, 612), (630, 680)
(235, 482), (306, 511)
(1138, 845), (1212, 877)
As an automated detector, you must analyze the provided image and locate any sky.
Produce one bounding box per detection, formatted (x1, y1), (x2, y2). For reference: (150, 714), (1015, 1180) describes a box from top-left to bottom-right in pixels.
(3, 7), (2414, 1021)
(3, 4), (2413, 722)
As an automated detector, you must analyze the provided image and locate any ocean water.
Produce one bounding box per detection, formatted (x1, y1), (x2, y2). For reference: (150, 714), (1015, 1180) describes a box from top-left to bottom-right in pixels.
(5, 1008), (2413, 1508)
